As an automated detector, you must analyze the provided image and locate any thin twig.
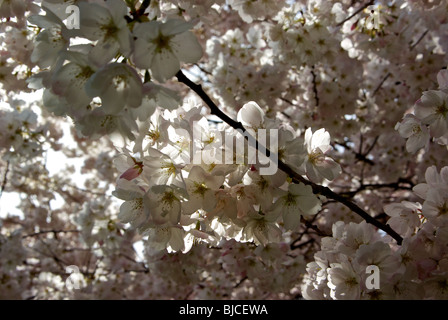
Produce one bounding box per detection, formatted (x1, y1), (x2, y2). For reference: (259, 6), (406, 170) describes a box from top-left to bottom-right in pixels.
(234, 276), (248, 288)
(194, 63), (212, 76)
(410, 29), (429, 51)
(339, 180), (414, 198)
(291, 238), (315, 250)
(22, 229), (81, 238)
(336, 0), (374, 27)
(372, 72), (391, 97)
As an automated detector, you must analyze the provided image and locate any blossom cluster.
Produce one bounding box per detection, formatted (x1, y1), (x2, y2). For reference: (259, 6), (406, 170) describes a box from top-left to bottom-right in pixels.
(112, 100), (341, 252)
(302, 165), (448, 299)
(1, 0), (448, 300)
(396, 69), (448, 153)
(26, 0), (203, 140)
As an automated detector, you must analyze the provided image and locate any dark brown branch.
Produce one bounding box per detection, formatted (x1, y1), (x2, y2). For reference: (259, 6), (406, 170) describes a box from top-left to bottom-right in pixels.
(136, 0), (151, 16)
(300, 217), (329, 237)
(290, 238), (315, 250)
(310, 65), (319, 107)
(175, 70), (404, 245)
(176, 71), (245, 132)
(291, 213), (320, 248)
(277, 161), (403, 245)
(334, 141), (375, 166)
(336, 0), (374, 27)
(363, 135), (379, 157)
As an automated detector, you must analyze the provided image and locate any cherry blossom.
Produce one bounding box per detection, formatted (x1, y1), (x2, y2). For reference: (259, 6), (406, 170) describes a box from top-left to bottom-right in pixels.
(2, 0), (448, 301)
(132, 19), (203, 82)
(395, 114), (430, 153)
(85, 62), (143, 115)
(414, 90), (448, 138)
(303, 128), (342, 182)
(78, 0), (132, 66)
(273, 182), (321, 230)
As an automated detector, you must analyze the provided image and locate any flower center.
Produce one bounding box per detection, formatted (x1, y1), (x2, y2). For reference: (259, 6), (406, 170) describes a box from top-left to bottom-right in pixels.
(411, 124), (422, 135)
(345, 277), (358, 287)
(308, 148), (323, 164)
(438, 202), (448, 215)
(435, 101), (448, 118)
(76, 65), (95, 80)
(132, 198), (143, 211)
(100, 20), (119, 40)
(152, 32), (174, 53)
(161, 162), (177, 176)
(161, 191), (177, 206)
(113, 75), (128, 91)
(193, 182), (208, 197)
(284, 192), (297, 206)
(147, 129), (160, 142)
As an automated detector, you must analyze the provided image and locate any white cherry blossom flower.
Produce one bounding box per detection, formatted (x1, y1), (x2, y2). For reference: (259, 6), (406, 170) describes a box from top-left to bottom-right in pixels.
(28, 6), (75, 68)
(242, 208), (282, 246)
(333, 221), (377, 256)
(395, 114), (430, 153)
(182, 166), (224, 215)
(355, 242), (403, 276)
(414, 90), (448, 138)
(132, 19), (203, 82)
(78, 0), (132, 66)
(76, 108), (138, 140)
(422, 188), (448, 220)
(237, 101), (265, 131)
(413, 165), (448, 199)
(384, 201), (422, 237)
(273, 183), (321, 230)
(85, 63), (143, 115)
(141, 148), (185, 188)
(133, 109), (171, 154)
(303, 128), (341, 182)
(143, 225), (186, 253)
(327, 259), (361, 300)
(112, 179), (148, 228)
(144, 184), (187, 226)
(50, 51), (95, 112)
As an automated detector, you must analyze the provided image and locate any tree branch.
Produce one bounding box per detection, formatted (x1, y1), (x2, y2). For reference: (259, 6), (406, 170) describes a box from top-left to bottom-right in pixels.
(372, 72), (391, 97)
(410, 29), (429, 51)
(339, 178), (414, 198)
(336, 0), (374, 27)
(22, 229), (81, 239)
(137, 0), (151, 16)
(310, 65), (319, 107)
(175, 70), (404, 245)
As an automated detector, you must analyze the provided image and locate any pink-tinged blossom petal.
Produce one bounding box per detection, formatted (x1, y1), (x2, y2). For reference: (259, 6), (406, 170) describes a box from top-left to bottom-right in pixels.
(120, 166), (142, 181)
